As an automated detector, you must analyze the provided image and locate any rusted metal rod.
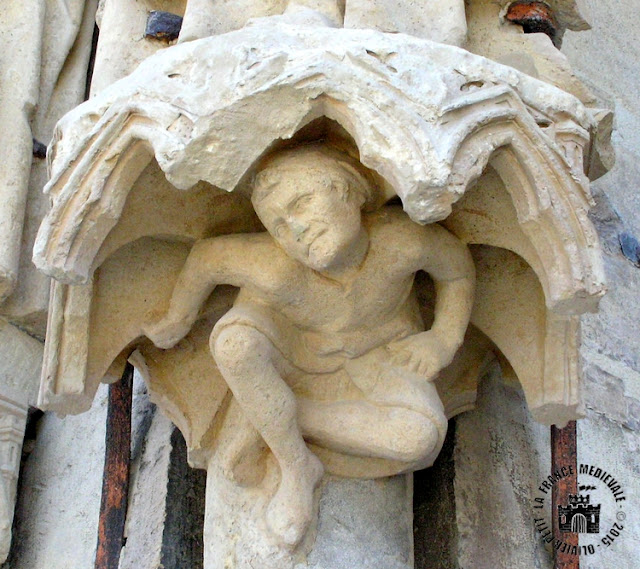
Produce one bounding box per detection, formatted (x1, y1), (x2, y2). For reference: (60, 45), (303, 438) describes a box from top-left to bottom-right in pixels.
(95, 362), (134, 569)
(551, 420), (579, 569)
(506, 1), (558, 43)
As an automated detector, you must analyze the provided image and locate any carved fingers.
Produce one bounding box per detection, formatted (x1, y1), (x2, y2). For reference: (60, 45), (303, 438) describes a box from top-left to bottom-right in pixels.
(387, 331), (452, 380)
(143, 317), (192, 349)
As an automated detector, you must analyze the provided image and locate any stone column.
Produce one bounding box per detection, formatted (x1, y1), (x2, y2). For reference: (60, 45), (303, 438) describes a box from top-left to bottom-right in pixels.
(303, 476), (413, 569)
(0, 392), (28, 563)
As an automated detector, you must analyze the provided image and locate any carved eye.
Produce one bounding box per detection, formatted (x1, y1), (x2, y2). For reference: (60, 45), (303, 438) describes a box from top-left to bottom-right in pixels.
(505, 1), (558, 45)
(291, 194), (314, 213)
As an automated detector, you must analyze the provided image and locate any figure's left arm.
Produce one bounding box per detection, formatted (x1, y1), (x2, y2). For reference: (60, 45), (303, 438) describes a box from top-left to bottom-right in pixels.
(420, 223), (475, 354)
(390, 222), (475, 379)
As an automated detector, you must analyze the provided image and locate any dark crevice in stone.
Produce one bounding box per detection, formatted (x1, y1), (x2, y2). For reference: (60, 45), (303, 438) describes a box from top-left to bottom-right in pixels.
(414, 418), (458, 569)
(23, 408), (44, 447)
(145, 11), (183, 42)
(160, 428), (206, 569)
(84, 23), (99, 101)
(619, 232), (640, 267)
(32, 139), (47, 159)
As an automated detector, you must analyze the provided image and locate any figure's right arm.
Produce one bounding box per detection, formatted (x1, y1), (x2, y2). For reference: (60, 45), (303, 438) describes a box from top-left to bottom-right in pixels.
(144, 235), (253, 348)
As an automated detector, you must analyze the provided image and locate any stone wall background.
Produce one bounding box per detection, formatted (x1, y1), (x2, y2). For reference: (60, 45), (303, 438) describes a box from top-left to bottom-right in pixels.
(416, 3), (640, 567)
(3, 0), (640, 567)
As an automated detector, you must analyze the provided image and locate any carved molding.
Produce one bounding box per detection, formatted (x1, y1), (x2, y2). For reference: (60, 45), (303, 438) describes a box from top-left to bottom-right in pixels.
(0, 391), (28, 563)
(28, 16), (613, 568)
(33, 22), (605, 432)
(34, 22), (603, 312)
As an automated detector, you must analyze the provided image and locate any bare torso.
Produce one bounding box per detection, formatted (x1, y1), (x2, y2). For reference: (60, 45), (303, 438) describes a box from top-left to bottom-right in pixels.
(231, 207), (426, 359)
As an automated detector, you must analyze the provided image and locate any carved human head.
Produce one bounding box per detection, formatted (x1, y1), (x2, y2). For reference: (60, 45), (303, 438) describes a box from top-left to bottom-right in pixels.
(252, 144), (376, 270)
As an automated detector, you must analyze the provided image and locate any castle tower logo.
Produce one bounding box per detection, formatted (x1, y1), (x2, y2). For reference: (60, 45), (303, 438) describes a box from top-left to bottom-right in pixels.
(558, 489), (601, 534)
(532, 464), (628, 558)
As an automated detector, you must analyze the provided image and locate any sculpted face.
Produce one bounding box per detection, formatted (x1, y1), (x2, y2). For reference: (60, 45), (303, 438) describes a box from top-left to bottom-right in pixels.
(253, 166), (365, 271)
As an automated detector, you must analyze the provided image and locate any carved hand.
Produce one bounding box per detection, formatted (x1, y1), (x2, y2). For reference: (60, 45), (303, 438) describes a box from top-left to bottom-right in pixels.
(387, 330), (456, 381)
(143, 316), (192, 349)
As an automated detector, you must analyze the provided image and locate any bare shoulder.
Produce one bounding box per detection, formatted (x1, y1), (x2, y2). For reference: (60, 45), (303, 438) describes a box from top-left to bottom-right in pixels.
(366, 206), (470, 274)
(368, 206), (421, 233)
(367, 206), (434, 250)
(370, 206), (463, 242)
(193, 232), (274, 263)
(207, 231), (276, 251)
(194, 232), (297, 290)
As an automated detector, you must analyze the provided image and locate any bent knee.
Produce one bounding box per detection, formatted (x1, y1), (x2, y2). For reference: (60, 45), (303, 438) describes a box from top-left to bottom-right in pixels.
(387, 411), (445, 463)
(211, 325), (272, 370)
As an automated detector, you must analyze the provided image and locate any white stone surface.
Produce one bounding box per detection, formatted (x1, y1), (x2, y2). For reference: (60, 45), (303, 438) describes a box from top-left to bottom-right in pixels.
(2, 1), (632, 568)
(576, 413), (640, 569)
(0, 0), (97, 337)
(119, 378), (174, 569)
(465, 0), (595, 104)
(31, 23), (607, 438)
(0, 1), (45, 300)
(0, 321), (43, 405)
(34, 21), (605, 316)
(344, 0), (466, 45)
(563, 1), (640, 237)
(0, 318), (41, 561)
(28, 15), (610, 567)
(454, 366), (552, 569)
(91, 0), (185, 95)
(303, 475), (413, 569)
(0, 393), (28, 564)
(144, 144), (466, 556)
(7, 386), (107, 569)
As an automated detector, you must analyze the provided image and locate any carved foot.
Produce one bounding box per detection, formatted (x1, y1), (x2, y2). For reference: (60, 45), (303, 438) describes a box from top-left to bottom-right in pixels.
(266, 452), (324, 547)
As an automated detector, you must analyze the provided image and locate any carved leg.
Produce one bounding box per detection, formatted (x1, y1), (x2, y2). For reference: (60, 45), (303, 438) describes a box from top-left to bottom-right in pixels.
(297, 398), (444, 463)
(211, 325), (324, 547)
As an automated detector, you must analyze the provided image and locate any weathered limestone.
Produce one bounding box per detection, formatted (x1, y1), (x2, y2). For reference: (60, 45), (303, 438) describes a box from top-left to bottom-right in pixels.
(136, 144), (471, 560)
(454, 365), (552, 569)
(119, 377), (175, 569)
(465, 0), (594, 104)
(0, 0), (98, 337)
(2, 0), (640, 567)
(0, 392), (28, 564)
(23, 1), (611, 567)
(34, 22), (605, 424)
(0, 0), (96, 332)
(6, 386), (106, 569)
(0, 12), (83, 540)
(91, 0), (185, 95)
(0, 320), (43, 563)
(343, 0), (466, 45)
(0, 1), (45, 301)
(0, 0), (611, 569)
(300, 475), (413, 569)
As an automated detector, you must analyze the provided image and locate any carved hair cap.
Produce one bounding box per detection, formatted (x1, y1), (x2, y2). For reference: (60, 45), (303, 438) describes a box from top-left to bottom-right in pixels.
(252, 144), (379, 211)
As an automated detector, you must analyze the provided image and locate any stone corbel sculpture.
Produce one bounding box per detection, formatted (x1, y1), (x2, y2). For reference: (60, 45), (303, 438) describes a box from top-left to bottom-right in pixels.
(144, 143), (474, 545)
(32, 9), (608, 568)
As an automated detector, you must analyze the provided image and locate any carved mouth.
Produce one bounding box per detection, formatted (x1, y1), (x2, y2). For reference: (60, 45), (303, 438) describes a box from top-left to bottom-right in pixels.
(305, 227), (326, 246)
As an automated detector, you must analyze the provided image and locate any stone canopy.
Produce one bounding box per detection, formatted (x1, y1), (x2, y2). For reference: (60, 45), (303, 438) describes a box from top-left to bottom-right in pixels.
(33, 21), (606, 440)
(35, 21), (603, 301)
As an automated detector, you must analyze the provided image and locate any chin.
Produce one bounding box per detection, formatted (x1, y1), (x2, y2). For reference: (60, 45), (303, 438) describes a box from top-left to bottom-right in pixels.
(307, 258), (331, 271)
(306, 252), (337, 271)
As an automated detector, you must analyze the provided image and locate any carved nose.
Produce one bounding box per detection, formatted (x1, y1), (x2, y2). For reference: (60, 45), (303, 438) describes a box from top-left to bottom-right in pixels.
(289, 219), (308, 240)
